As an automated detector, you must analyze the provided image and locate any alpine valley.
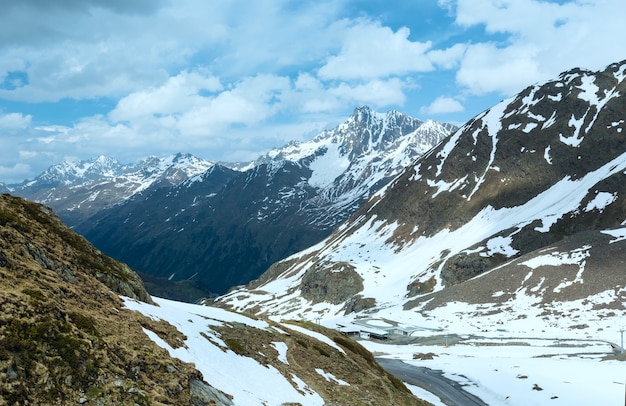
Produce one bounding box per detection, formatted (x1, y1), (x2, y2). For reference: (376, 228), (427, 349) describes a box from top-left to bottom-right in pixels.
(4, 59), (626, 405)
(9, 107), (455, 299)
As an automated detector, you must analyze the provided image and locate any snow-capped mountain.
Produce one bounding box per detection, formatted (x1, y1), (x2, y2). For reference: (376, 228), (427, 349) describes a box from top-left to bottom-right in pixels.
(73, 107), (455, 297)
(217, 61), (626, 332)
(256, 107), (455, 227)
(22, 155), (126, 188)
(12, 153), (215, 226)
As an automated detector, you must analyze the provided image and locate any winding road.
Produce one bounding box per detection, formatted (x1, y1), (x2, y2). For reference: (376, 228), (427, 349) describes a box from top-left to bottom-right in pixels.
(376, 358), (488, 406)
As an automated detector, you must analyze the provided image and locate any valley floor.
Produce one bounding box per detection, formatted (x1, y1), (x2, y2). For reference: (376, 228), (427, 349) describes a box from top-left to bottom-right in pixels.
(359, 331), (624, 405)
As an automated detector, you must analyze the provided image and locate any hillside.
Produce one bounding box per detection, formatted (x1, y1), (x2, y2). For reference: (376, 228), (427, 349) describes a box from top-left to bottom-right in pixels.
(217, 60), (626, 331)
(0, 194), (425, 405)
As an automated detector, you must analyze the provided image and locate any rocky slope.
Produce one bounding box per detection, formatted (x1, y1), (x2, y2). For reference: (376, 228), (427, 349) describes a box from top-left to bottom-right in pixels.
(0, 194), (426, 405)
(74, 107), (454, 297)
(217, 60), (626, 332)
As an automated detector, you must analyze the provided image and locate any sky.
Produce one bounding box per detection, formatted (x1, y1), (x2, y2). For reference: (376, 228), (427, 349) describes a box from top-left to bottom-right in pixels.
(1, 0), (625, 183)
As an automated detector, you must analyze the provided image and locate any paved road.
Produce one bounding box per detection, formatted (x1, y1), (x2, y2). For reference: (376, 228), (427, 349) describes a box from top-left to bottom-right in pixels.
(376, 358), (489, 406)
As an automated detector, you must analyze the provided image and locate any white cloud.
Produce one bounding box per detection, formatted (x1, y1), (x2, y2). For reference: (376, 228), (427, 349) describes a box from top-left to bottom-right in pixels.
(330, 78), (407, 108)
(318, 21), (434, 80)
(0, 112), (31, 129)
(421, 96), (464, 115)
(0, 163), (32, 184)
(0, 0), (349, 103)
(109, 70), (223, 122)
(447, 0), (626, 96)
(111, 72), (292, 138)
(427, 43), (467, 70)
(456, 42), (543, 95)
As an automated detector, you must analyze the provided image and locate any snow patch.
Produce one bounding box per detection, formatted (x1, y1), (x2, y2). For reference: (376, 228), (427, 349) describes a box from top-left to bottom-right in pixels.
(315, 368), (349, 386)
(272, 341), (289, 364)
(308, 144), (350, 188)
(484, 236), (518, 257)
(521, 245), (590, 270)
(584, 191), (617, 212)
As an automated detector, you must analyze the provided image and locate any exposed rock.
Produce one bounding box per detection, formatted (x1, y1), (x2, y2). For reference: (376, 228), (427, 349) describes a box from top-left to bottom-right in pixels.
(342, 295), (376, 314)
(406, 276), (436, 297)
(190, 379), (234, 406)
(300, 262), (364, 304)
(440, 252), (492, 287)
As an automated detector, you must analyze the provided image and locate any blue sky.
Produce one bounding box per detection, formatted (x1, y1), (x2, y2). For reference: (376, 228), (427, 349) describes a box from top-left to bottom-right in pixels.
(1, 0), (625, 183)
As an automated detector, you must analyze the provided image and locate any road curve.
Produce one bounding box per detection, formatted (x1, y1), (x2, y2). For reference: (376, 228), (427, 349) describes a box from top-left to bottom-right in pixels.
(376, 358), (489, 406)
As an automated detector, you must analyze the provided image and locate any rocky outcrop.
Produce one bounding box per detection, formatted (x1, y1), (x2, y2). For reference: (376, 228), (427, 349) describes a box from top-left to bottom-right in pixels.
(300, 262), (364, 305)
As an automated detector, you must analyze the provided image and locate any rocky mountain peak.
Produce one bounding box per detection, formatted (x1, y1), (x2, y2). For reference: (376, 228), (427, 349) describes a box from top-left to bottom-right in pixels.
(319, 106), (427, 159)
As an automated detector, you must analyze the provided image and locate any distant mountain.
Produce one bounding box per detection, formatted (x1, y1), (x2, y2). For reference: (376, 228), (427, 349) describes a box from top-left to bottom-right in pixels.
(217, 61), (626, 334)
(11, 153), (216, 226)
(0, 194), (422, 405)
(72, 107), (455, 297)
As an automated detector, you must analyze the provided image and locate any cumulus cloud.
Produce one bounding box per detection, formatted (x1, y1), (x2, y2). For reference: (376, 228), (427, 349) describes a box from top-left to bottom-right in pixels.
(318, 21), (434, 80)
(110, 70), (223, 122)
(0, 112), (31, 129)
(421, 96), (464, 115)
(446, 0), (626, 96)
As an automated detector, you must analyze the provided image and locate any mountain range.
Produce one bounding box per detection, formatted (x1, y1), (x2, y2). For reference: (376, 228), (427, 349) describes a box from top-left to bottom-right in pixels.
(5, 59), (626, 404)
(9, 107), (455, 299)
(217, 60), (626, 335)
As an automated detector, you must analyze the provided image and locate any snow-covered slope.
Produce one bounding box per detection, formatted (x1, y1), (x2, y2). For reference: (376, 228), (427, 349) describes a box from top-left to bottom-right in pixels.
(122, 296), (422, 405)
(217, 60), (626, 334)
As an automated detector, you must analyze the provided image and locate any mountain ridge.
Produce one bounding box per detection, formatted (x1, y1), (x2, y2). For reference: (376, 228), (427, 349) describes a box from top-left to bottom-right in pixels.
(216, 60), (626, 331)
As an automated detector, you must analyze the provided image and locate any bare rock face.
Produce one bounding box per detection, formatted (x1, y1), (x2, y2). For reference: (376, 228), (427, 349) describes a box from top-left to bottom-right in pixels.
(440, 252), (493, 287)
(300, 262), (364, 305)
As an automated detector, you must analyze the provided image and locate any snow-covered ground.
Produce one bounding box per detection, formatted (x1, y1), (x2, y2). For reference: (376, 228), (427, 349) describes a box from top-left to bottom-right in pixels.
(362, 337), (623, 406)
(325, 311), (626, 406)
(124, 295), (625, 405)
(122, 296), (326, 406)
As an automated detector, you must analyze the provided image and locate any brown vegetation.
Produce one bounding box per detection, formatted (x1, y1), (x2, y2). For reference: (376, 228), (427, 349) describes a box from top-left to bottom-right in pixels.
(0, 194), (224, 405)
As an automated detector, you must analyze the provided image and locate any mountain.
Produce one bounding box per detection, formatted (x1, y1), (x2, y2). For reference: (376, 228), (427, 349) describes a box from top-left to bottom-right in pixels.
(216, 61), (626, 332)
(74, 107), (455, 297)
(0, 193), (424, 405)
(12, 153), (215, 227)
